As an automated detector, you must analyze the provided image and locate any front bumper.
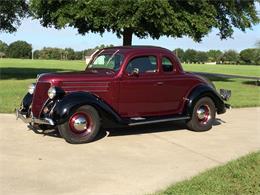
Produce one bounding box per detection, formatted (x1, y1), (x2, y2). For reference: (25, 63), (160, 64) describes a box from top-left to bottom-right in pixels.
(217, 89), (231, 114)
(220, 88), (231, 101)
(15, 108), (55, 126)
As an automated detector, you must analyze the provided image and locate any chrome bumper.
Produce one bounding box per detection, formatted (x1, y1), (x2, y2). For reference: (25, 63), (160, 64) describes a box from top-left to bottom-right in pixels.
(220, 89), (231, 101)
(15, 109), (55, 126)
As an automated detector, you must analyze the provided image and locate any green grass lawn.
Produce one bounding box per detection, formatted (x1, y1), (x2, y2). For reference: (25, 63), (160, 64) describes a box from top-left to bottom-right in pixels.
(0, 59), (83, 113)
(0, 58), (260, 113)
(183, 63), (260, 77)
(154, 151), (260, 195)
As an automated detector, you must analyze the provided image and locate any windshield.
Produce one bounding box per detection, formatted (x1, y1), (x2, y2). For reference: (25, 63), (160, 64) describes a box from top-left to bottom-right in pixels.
(87, 50), (124, 72)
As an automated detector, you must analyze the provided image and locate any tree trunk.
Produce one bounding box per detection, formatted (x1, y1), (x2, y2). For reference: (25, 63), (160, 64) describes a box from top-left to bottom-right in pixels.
(123, 28), (133, 46)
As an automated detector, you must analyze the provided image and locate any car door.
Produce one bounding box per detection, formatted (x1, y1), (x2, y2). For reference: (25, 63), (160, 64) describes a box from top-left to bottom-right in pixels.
(118, 54), (165, 117)
(155, 54), (191, 114)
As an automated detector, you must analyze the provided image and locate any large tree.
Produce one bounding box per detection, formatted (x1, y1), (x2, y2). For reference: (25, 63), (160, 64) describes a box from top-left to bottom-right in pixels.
(38, 47), (62, 60)
(196, 51), (208, 63)
(183, 49), (197, 63)
(173, 48), (185, 62)
(0, 0), (29, 33)
(30, 0), (259, 46)
(7, 41), (32, 59)
(207, 50), (223, 62)
(0, 41), (8, 54)
(221, 50), (239, 64)
(240, 48), (260, 64)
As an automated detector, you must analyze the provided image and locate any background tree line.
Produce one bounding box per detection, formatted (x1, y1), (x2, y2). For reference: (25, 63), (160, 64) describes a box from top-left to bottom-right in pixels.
(0, 39), (259, 65)
(174, 48), (260, 65)
(0, 40), (113, 60)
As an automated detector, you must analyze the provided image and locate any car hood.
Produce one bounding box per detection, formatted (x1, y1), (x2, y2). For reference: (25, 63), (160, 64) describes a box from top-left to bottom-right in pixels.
(37, 69), (115, 85)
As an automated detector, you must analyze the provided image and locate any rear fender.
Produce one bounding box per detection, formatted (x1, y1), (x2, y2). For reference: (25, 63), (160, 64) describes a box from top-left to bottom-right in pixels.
(52, 92), (123, 125)
(185, 85), (226, 116)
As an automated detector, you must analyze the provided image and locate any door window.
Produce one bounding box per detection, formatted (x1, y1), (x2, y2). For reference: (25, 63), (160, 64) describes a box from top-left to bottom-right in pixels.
(162, 57), (174, 72)
(126, 56), (157, 74)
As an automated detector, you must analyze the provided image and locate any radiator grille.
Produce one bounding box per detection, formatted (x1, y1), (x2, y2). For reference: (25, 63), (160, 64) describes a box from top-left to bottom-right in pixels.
(31, 82), (50, 117)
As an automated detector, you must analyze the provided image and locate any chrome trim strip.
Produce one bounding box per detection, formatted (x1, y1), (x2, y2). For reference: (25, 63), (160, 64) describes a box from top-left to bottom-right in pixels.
(49, 101), (57, 115)
(62, 81), (109, 84)
(61, 86), (108, 89)
(44, 118), (55, 126)
(65, 90), (108, 93)
(128, 116), (190, 126)
(39, 98), (51, 117)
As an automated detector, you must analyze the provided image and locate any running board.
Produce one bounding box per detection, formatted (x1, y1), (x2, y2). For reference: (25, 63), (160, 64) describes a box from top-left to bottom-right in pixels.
(128, 116), (190, 126)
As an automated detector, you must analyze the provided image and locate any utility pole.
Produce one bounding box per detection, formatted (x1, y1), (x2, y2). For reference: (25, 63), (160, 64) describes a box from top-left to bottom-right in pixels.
(31, 45), (34, 60)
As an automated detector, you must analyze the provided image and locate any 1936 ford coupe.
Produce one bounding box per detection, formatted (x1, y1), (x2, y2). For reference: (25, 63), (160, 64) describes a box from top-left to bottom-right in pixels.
(16, 46), (231, 144)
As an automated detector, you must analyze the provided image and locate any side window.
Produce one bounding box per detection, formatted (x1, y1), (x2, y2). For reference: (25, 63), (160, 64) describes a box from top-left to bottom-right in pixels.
(126, 56), (157, 74)
(162, 57), (174, 72)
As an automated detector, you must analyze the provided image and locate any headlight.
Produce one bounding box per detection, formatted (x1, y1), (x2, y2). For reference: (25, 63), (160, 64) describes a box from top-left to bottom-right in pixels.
(48, 87), (56, 99)
(28, 83), (36, 94)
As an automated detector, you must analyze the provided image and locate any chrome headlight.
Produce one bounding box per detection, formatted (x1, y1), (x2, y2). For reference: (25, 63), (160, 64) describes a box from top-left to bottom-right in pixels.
(28, 83), (36, 94)
(48, 87), (56, 99)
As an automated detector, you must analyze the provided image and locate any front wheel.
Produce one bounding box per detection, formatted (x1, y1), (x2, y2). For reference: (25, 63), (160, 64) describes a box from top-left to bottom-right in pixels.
(186, 97), (216, 132)
(58, 105), (100, 144)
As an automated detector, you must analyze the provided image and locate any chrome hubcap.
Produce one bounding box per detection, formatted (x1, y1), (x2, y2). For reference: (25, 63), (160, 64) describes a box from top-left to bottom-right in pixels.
(72, 115), (88, 132)
(196, 105), (210, 124)
(197, 108), (206, 120)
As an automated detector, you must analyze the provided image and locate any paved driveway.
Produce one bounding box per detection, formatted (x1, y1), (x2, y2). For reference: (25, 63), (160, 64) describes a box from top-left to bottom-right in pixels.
(0, 107), (259, 195)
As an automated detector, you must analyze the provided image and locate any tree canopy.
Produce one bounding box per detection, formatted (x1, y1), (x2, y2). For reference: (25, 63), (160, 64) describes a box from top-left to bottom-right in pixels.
(220, 50), (239, 64)
(173, 48), (185, 62)
(30, 0), (259, 45)
(0, 41), (8, 54)
(0, 0), (29, 33)
(207, 50), (223, 62)
(240, 48), (260, 64)
(7, 41), (32, 58)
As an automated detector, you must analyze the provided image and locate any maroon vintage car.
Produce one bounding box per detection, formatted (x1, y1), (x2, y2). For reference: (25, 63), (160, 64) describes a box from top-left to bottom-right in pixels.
(16, 46), (231, 144)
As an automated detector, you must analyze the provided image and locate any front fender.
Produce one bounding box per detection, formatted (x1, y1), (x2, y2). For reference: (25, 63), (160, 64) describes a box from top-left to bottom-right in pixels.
(19, 93), (33, 116)
(52, 92), (122, 125)
(185, 84), (226, 116)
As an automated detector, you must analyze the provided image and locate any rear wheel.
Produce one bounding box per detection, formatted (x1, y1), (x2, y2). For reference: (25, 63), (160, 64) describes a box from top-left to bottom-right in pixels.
(58, 105), (100, 144)
(186, 97), (216, 131)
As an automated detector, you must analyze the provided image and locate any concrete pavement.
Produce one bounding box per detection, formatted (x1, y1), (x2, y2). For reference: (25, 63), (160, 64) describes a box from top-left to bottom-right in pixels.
(0, 107), (259, 195)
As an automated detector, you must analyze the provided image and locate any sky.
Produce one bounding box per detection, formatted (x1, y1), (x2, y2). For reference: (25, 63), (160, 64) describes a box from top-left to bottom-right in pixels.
(0, 17), (259, 52)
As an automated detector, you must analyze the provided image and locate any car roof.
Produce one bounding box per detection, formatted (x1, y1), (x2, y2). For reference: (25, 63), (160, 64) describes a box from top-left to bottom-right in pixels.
(103, 45), (173, 55)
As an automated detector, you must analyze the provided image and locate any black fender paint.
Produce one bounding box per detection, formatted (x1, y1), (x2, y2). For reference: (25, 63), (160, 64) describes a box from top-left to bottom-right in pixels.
(51, 92), (123, 125)
(21, 93), (33, 112)
(185, 84), (226, 116)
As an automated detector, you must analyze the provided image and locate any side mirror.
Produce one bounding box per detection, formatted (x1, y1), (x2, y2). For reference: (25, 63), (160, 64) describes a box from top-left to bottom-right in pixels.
(130, 68), (140, 77)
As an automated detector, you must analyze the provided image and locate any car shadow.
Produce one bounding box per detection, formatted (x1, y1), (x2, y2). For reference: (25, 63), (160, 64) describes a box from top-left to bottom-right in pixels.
(105, 121), (187, 137)
(206, 75), (234, 82)
(104, 118), (225, 138)
(213, 118), (226, 125)
(28, 119), (226, 143)
(0, 67), (75, 80)
(28, 126), (62, 138)
(194, 74), (234, 83)
(242, 80), (260, 86)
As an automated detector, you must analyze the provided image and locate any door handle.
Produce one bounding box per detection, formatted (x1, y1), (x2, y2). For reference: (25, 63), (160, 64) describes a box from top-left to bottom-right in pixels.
(156, 81), (164, 86)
